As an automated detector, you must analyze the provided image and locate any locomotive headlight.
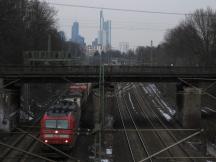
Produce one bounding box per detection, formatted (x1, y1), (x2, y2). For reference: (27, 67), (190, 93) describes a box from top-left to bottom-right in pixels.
(65, 140), (68, 143)
(45, 140), (48, 143)
(55, 130), (59, 134)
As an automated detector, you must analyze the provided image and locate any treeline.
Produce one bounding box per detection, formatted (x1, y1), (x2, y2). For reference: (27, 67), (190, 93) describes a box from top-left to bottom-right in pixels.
(0, 0), (82, 64)
(137, 8), (216, 66)
(102, 8), (216, 66)
(159, 7), (216, 66)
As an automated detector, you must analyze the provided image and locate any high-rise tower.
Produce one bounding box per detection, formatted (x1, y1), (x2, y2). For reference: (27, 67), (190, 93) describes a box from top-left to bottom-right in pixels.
(72, 22), (79, 42)
(71, 21), (85, 46)
(98, 10), (111, 50)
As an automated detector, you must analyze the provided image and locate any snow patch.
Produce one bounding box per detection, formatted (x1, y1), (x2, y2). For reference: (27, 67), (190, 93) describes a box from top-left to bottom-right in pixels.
(204, 107), (216, 113)
(201, 109), (208, 114)
(157, 108), (172, 121)
(147, 84), (176, 116)
(142, 87), (148, 94)
(149, 83), (161, 94)
(128, 93), (135, 110)
(151, 99), (159, 107)
(160, 100), (176, 115)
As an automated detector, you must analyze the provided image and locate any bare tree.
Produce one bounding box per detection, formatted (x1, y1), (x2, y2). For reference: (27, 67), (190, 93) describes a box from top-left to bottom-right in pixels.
(160, 8), (216, 66)
(0, 0), (68, 64)
(163, 22), (203, 66)
(186, 8), (216, 65)
(24, 0), (57, 50)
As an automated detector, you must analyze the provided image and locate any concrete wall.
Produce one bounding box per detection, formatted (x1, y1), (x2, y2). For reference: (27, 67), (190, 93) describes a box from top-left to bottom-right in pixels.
(0, 90), (20, 132)
(177, 87), (202, 128)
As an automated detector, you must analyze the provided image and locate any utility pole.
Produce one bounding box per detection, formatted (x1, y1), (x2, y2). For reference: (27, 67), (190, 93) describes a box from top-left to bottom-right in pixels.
(48, 34), (52, 52)
(151, 40), (153, 66)
(95, 47), (105, 162)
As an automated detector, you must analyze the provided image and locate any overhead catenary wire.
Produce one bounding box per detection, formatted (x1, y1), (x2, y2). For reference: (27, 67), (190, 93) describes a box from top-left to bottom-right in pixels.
(16, 128), (78, 161)
(48, 2), (189, 16)
(0, 141), (57, 162)
(115, 86), (136, 162)
(47, 2), (216, 18)
(178, 78), (216, 101)
(138, 130), (203, 162)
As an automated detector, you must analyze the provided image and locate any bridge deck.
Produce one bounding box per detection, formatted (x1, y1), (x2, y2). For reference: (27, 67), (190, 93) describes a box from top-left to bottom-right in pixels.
(0, 65), (215, 82)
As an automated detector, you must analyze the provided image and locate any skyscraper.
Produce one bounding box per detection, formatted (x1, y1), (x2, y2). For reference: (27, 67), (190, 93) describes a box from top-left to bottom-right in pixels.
(98, 11), (111, 50)
(72, 22), (79, 42)
(104, 20), (111, 47)
(71, 21), (85, 46)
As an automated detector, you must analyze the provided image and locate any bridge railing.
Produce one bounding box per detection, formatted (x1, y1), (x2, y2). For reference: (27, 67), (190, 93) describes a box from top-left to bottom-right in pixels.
(0, 65), (215, 76)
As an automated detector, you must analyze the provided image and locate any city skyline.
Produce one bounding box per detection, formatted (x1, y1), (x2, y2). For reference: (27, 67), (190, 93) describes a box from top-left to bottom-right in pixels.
(44, 0), (216, 49)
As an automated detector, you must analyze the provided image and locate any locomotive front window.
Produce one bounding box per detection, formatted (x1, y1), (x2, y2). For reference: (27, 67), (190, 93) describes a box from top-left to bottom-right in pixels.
(45, 120), (56, 128)
(45, 120), (68, 129)
(57, 120), (68, 129)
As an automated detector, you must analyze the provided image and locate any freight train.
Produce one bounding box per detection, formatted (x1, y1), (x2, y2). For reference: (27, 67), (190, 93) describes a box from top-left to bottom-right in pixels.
(40, 83), (90, 148)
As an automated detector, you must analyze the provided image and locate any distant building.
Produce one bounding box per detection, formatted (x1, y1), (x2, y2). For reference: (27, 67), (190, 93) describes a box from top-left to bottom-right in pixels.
(98, 11), (111, 51)
(119, 42), (129, 53)
(72, 22), (79, 41)
(59, 31), (66, 41)
(86, 44), (102, 56)
(92, 38), (98, 48)
(104, 20), (111, 47)
(71, 21), (85, 46)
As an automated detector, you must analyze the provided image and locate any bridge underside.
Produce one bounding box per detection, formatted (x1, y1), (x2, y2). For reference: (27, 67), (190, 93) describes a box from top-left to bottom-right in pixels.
(3, 75), (215, 83)
(0, 65), (215, 83)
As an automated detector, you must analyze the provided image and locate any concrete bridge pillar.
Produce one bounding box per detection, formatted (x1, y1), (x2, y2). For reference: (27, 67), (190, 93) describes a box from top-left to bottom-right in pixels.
(23, 83), (30, 114)
(0, 78), (3, 88)
(176, 85), (201, 128)
(0, 78), (20, 132)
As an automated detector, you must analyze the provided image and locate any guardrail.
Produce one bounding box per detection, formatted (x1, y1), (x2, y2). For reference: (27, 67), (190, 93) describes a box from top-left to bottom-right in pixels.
(0, 65), (215, 82)
(0, 65), (215, 74)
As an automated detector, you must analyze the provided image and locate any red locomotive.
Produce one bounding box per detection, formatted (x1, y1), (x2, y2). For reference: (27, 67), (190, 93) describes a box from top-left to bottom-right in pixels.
(40, 99), (80, 147)
(40, 83), (90, 147)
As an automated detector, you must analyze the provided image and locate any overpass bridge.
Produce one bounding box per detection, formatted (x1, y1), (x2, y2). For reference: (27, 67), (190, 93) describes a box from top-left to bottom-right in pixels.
(0, 65), (216, 83)
(0, 65), (215, 130)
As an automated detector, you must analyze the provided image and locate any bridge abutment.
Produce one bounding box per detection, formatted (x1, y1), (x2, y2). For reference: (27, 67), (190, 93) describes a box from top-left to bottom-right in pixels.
(176, 85), (201, 128)
(22, 83), (30, 118)
(0, 78), (20, 132)
(0, 78), (3, 88)
(0, 90), (20, 132)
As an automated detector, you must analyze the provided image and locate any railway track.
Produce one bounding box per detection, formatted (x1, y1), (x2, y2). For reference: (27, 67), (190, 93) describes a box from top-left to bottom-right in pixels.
(116, 91), (152, 162)
(116, 84), (170, 162)
(0, 88), (74, 162)
(0, 127), (56, 162)
(132, 84), (195, 162)
(116, 83), (203, 162)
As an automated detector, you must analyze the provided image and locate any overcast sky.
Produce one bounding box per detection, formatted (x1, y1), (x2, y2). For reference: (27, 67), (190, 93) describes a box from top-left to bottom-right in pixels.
(44, 0), (216, 49)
